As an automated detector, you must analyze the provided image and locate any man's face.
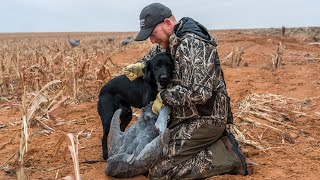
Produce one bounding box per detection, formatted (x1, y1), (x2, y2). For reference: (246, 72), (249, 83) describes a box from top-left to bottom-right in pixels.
(149, 21), (171, 49)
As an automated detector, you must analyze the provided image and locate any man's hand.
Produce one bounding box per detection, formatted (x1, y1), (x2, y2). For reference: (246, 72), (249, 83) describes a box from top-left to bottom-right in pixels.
(122, 63), (145, 81)
(152, 92), (164, 115)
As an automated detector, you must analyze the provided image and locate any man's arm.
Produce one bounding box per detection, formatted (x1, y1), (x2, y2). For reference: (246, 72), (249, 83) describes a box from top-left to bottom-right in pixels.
(161, 37), (220, 107)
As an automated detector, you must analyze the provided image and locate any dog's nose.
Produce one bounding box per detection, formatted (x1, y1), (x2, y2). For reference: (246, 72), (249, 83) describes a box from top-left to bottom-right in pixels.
(160, 75), (168, 82)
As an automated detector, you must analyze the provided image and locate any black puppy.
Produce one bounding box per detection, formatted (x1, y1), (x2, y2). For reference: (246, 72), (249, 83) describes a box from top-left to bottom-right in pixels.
(97, 52), (173, 160)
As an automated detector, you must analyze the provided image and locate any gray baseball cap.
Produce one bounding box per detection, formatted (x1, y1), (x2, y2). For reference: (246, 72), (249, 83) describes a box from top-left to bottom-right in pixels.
(135, 3), (172, 41)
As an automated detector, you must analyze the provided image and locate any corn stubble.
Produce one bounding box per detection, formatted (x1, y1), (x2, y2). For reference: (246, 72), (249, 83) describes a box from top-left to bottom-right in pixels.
(0, 33), (144, 179)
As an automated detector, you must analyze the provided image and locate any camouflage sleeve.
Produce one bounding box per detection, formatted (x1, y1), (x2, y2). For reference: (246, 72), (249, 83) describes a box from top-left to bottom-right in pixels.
(138, 45), (165, 64)
(162, 36), (220, 107)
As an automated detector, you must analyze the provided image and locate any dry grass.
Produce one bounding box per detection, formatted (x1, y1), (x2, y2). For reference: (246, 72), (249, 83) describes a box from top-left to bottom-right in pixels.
(0, 33), (150, 178)
(0, 33), (146, 104)
(1, 30), (319, 179)
(66, 133), (81, 180)
(232, 93), (319, 150)
(16, 80), (62, 179)
(222, 47), (247, 67)
(271, 42), (285, 70)
(53, 132), (81, 179)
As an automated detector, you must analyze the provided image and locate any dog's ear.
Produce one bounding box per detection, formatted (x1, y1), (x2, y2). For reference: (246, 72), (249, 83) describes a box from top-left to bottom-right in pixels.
(142, 60), (151, 76)
(143, 60), (152, 82)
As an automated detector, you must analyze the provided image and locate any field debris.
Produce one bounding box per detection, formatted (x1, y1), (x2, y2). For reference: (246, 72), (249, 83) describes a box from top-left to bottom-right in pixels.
(232, 93), (319, 150)
(271, 42), (285, 70)
(222, 47), (246, 67)
(0, 29), (319, 179)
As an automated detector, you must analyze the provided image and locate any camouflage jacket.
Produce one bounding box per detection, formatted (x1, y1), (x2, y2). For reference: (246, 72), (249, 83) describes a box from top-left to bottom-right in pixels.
(140, 17), (232, 126)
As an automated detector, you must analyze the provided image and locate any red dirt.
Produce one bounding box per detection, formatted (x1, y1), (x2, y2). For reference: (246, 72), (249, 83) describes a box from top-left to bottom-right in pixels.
(0, 29), (319, 180)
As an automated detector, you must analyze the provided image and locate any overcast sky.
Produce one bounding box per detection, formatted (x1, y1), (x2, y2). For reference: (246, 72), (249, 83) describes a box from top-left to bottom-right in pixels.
(1, 0), (319, 33)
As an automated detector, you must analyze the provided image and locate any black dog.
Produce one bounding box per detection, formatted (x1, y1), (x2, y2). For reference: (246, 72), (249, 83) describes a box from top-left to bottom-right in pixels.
(97, 52), (173, 160)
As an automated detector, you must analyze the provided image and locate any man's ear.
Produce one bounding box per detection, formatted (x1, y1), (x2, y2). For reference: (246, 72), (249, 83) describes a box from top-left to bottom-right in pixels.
(163, 18), (173, 31)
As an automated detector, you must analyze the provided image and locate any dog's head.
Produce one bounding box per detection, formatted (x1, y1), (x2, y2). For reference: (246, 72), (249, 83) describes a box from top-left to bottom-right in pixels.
(143, 52), (173, 89)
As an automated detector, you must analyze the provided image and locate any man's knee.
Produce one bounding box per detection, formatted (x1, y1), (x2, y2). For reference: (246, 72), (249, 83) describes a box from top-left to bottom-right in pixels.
(173, 124), (225, 165)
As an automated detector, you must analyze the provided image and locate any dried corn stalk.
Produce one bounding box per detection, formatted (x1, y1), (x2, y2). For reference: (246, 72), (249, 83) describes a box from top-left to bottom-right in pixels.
(233, 93), (318, 150)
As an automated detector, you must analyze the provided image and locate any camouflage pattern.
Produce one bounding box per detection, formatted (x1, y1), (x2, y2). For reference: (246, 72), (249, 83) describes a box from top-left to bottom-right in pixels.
(148, 121), (228, 179)
(138, 45), (168, 64)
(138, 17), (238, 179)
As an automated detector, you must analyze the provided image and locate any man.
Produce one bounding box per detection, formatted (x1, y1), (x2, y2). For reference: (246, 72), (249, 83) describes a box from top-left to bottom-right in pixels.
(123, 3), (248, 179)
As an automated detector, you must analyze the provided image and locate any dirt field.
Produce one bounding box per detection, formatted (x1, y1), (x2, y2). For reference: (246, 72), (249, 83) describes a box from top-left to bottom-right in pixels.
(0, 28), (319, 179)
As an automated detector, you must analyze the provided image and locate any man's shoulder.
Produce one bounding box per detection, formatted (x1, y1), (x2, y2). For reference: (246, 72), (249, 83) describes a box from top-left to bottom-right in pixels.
(179, 33), (206, 44)
(179, 32), (218, 48)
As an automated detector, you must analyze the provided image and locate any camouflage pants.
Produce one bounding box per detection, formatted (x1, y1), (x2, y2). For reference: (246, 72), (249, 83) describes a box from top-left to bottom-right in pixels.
(149, 118), (240, 179)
